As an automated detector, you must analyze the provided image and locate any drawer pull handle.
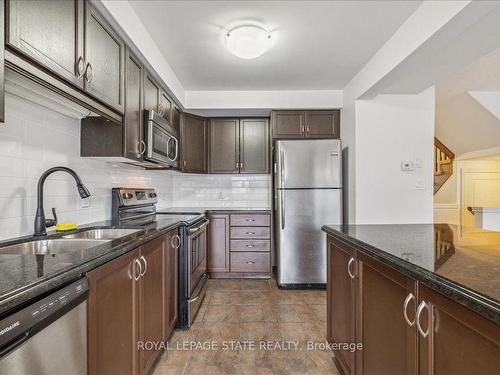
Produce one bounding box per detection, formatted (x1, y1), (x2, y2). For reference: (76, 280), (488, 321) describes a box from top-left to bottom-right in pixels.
(347, 257), (356, 279)
(245, 245), (255, 248)
(246, 232), (256, 235)
(246, 261), (255, 264)
(245, 219), (255, 222)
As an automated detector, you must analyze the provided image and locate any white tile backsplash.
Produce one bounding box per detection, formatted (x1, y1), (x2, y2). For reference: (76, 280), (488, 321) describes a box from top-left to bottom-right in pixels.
(0, 94), (271, 240)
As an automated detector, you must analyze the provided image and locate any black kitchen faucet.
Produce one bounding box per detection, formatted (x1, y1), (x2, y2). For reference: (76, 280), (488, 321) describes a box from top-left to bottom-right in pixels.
(34, 167), (91, 237)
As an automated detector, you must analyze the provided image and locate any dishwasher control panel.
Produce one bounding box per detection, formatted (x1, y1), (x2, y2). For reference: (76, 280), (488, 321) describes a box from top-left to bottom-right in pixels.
(0, 278), (88, 351)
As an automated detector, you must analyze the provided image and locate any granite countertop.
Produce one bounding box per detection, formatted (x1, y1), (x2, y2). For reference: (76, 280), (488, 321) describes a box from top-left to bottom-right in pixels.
(322, 224), (500, 324)
(158, 207), (271, 214)
(0, 216), (197, 318)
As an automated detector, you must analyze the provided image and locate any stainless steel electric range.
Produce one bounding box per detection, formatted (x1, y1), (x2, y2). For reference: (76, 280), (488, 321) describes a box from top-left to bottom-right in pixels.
(111, 188), (208, 328)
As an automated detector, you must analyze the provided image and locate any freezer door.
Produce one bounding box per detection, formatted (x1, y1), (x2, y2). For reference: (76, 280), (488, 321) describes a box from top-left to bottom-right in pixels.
(275, 189), (342, 285)
(275, 140), (341, 189)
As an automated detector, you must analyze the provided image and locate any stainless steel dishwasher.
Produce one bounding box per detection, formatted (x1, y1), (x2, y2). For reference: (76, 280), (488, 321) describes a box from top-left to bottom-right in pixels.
(0, 278), (88, 374)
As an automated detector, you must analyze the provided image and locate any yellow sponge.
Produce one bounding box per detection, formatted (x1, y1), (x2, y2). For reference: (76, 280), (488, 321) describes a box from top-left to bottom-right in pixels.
(55, 222), (78, 231)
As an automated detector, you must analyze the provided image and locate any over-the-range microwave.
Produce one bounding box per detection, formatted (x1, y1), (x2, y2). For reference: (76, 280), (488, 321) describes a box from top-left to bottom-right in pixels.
(144, 110), (179, 168)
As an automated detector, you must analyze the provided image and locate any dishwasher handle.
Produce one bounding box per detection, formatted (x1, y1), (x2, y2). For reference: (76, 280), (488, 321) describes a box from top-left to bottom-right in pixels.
(0, 332), (30, 359)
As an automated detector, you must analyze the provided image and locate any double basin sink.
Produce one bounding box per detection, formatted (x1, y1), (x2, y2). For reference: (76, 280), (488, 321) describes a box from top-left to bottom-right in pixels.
(0, 229), (142, 255)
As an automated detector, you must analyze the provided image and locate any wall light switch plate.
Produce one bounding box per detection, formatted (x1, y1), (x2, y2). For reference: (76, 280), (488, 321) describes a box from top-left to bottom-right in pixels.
(415, 180), (425, 190)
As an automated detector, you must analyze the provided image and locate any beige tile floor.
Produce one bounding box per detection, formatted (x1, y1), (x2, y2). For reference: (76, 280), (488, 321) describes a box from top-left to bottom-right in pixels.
(152, 278), (340, 375)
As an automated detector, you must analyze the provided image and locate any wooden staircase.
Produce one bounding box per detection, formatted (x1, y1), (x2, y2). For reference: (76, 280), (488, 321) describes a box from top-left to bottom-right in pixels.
(434, 138), (455, 194)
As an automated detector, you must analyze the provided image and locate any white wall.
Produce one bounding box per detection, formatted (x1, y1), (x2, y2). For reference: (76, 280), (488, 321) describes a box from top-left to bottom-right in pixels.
(355, 87), (435, 224)
(0, 95), (270, 240)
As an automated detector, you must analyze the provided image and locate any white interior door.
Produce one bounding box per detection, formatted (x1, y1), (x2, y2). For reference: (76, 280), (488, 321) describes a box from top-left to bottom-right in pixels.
(461, 170), (500, 232)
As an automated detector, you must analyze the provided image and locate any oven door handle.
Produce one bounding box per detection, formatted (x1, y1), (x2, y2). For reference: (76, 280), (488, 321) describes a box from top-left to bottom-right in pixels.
(188, 220), (209, 234)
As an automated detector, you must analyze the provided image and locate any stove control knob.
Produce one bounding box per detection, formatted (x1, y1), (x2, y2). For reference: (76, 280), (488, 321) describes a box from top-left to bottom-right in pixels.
(122, 193), (133, 200)
(149, 192), (157, 198)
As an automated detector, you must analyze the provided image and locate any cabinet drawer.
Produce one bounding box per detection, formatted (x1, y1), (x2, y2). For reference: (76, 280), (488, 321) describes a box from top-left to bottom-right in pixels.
(230, 252), (270, 273)
(230, 227), (270, 239)
(230, 214), (270, 226)
(231, 240), (270, 252)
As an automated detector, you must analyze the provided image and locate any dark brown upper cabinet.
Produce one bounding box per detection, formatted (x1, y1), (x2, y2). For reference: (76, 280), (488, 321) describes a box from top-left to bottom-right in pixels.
(143, 73), (160, 112)
(271, 111), (304, 138)
(84, 3), (125, 113)
(305, 110), (340, 138)
(209, 118), (240, 174)
(160, 90), (172, 124)
(123, 49), (144, 162)
(239, 119), (269, 174)
(180, 113), (208, 173)
(172, 105), (181, 133)
(209, 118), (270, 174)
(271, 110), (340, 139)
(6, 0), (85, 88)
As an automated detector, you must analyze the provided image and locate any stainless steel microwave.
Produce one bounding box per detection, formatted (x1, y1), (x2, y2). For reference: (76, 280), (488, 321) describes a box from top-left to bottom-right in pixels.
(144, 110), (179, 168)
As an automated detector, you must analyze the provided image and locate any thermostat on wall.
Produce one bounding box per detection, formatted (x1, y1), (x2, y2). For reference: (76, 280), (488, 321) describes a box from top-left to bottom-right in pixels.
(401, 161), (414, 171)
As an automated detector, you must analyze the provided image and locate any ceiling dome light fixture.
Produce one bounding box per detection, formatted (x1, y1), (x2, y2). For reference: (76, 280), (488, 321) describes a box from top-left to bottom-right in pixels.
(225, 25), (272, 59)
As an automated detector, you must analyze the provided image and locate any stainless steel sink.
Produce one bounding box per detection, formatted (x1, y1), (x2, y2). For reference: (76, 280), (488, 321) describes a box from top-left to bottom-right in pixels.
(62, 228), (141, 240)
(0, 239), (109, 255)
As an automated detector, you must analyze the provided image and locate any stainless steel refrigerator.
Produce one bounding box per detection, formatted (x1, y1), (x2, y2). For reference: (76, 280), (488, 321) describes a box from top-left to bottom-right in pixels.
(274, 139), (342, 287)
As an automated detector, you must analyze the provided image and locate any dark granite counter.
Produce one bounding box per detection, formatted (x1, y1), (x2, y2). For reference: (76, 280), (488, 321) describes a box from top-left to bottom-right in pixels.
(0, 215), (199, 318)
(322, 224), (500, 324)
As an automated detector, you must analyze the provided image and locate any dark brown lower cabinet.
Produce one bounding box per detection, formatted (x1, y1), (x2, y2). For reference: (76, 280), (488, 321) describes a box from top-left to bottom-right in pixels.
(356, 253), (418, 375)
(327, 238), (356, 374)
(164, 231), (179, 339)
(88, 231), (179, 375)
(418, 285), (500, 375)
(207, 214), (230, 273)
(327, 235), (500, 375)
(139, 236), (166, 375)
(88, 248), (139, 375)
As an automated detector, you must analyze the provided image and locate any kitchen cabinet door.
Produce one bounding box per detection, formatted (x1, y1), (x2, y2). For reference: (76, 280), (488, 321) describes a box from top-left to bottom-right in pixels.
(139, 236), (166, 375)
(271, 111), (304, 139)
(143, 73), (160, 112)
(305, 110), (340, 139)
(327, 237), (356, 375)
(7, 0), (84, 88)
(164, 230), (179, 339)
(84, 3), (125, 113)
(180, 113), (208, 173)
(124, 49), (144, 161)
(239, 118), (270, 174)
(209, 118), (240, 173)
(418, 285), (500, 375)
(172, 105), (181, 133)
(87, 248), (140, 375)
(160, 90), (172, 124)
(207, 214), (230, 273)
(356, 253), (418, 375)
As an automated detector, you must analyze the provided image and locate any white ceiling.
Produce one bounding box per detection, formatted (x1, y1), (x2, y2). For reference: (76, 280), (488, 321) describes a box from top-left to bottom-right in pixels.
(129, 0), (421, 91)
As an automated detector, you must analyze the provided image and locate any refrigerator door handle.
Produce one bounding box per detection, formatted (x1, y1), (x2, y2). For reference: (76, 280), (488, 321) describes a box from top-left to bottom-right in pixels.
(280, 190), (285, 229)
(280, 148), (285, 188)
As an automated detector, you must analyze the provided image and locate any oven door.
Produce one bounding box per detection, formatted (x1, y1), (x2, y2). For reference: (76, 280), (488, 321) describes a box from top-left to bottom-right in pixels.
(187, 220), (209, 325)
